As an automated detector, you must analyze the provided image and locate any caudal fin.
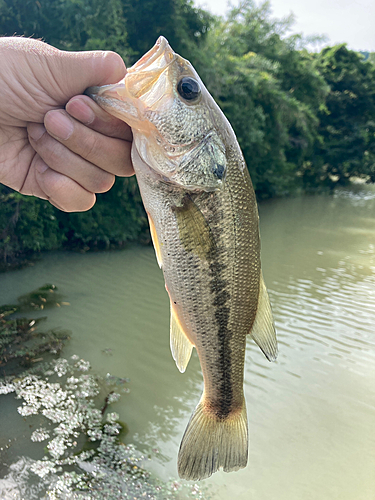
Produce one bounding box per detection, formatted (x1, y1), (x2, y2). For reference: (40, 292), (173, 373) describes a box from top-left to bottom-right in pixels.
(178, 396), (248, 481)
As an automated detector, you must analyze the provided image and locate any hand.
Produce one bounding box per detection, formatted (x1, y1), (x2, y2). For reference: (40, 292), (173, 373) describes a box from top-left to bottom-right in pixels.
(0, 37), (134, 212)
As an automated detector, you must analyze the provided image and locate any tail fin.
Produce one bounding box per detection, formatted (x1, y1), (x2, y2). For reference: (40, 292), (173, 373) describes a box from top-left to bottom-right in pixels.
(178, 396), (248, 481)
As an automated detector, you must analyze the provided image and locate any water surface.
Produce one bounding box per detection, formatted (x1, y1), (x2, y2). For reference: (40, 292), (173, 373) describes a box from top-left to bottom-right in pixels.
(1, 184), (375, 499)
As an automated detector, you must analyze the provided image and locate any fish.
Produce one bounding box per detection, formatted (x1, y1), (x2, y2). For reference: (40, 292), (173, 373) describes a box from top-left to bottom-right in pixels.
(86, 36), (278, 481)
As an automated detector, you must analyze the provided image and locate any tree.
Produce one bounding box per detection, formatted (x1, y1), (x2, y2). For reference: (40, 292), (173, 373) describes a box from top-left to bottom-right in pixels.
(0, 0), (211, 63)
(120, 0), (212, 64)
(197, 1), (327, 197)
(307, 45), (375, 187)
(0, 0), (132, 58)
(0, 185), (64, 266)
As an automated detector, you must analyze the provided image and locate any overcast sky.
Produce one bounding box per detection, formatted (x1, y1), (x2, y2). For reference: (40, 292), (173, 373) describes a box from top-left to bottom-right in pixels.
(195, 0), (375, 52)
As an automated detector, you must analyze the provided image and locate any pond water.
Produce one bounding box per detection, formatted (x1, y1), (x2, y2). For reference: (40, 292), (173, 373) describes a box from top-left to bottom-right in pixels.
(1, 184), (375, 499)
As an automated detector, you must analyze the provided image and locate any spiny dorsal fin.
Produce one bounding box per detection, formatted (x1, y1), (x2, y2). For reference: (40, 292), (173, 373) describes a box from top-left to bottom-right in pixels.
(147, 212), (163, 268)
(250, 272), (278, 362)
(170, 302), (193, 373)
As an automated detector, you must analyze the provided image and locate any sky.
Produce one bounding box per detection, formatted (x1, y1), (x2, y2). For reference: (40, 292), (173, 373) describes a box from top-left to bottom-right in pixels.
(194, 0), (375, 52)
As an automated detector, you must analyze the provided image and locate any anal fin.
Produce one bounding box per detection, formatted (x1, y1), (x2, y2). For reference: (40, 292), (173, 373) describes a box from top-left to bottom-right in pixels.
(170, 302), (193, 373)
(147, 213), (163, 268)
(250, 272), (278, 362)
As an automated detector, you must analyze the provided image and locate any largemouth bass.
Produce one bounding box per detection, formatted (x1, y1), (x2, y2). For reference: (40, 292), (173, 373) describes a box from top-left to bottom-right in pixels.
(86, 37), (278, 481)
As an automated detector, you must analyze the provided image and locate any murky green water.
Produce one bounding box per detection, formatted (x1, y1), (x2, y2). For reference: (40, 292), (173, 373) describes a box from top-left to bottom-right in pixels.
(1, 184), (375, 499)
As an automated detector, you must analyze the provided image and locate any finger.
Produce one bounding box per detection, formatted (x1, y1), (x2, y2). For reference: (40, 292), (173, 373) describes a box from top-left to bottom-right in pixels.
(44, 110), (134, 177)
(33, 155), (96, 212)
(19, 152), (49, 200)
(66, 95), (132, 141)
(28, 122), (116, 193)
(56, 50), (127, 100)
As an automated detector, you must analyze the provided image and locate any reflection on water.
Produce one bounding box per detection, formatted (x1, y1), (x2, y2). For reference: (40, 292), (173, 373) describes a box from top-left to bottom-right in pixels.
(1, 184), (375, 499)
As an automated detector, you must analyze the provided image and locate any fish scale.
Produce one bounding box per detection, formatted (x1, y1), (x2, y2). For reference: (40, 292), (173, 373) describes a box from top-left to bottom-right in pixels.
(86, 36), (278, 481)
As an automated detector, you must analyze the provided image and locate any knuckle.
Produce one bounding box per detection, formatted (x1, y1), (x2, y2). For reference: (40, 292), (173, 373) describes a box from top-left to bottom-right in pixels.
(34, 134), (63, 167)
(80, 135), (98, 162)
(48, 146), (63, 167)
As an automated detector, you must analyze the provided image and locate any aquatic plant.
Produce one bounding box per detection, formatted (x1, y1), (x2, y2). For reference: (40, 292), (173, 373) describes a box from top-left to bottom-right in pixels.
(0, 355), (206, 499)
(0, 285), (207, 498)
(16, 283), (67, 311)
(0, 284), (70, 372)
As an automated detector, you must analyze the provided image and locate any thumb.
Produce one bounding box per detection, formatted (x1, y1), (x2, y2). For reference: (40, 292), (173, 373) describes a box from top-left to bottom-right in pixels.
(51, 49), (127, 102)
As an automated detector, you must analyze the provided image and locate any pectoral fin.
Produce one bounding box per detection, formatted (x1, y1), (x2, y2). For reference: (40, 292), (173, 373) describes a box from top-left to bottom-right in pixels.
(173, 195), (215, 261)
(249, 273), (278, 362)
(170, 302), (193, 373)
(147, 213), (163, 268)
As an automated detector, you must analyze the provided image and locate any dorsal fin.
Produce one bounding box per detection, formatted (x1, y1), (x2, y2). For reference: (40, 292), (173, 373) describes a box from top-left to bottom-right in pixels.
(170, 301), (194, 373)
(249, 273), (278, 362)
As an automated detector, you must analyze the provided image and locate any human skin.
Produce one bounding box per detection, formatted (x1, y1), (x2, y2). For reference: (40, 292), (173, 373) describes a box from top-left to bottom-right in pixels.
(0, 37), (134, 212)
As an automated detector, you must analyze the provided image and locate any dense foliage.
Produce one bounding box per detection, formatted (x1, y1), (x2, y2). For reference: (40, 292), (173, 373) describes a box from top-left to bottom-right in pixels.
(195, 2), (328, 197)
(0, 0), (211, 62)
(0, 177), (147, 268)
(0, 0), (374, 264)
(308, 45), (375, 188)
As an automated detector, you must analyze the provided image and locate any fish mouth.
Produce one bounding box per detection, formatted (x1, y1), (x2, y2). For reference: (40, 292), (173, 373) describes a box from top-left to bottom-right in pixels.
(85, 36), (175, 104)
(130, 36), (175, 75)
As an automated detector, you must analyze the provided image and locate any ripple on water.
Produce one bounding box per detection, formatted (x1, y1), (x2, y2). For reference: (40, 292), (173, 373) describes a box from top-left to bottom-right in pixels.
(269, 267), (375, 367)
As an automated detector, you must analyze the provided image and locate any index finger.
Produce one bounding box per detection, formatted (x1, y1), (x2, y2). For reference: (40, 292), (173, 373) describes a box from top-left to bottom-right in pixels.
(44, 109), (133, 177)
(66, 95), (132, 141)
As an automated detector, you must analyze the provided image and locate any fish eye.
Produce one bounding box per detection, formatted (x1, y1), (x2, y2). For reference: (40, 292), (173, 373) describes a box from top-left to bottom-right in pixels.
(177, 77), (201, 101)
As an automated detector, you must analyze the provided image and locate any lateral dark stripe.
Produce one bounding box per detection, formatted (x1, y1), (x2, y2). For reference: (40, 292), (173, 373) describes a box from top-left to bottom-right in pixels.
(188, 191), (234, 419)
(208, 205), (233, 419)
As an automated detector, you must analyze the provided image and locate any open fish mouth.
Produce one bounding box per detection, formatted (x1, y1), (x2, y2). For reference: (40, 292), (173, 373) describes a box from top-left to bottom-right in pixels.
(85, 36), (176, 103)
(130, 36), (176, 75)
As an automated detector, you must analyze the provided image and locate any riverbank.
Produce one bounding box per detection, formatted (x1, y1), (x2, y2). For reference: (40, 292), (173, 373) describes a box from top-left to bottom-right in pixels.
(0, 180), (341, 273)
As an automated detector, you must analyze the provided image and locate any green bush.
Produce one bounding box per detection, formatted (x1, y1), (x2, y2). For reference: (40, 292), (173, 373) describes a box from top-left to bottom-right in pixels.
(0, 178), (148, 267)
(0, 187), (64, 267)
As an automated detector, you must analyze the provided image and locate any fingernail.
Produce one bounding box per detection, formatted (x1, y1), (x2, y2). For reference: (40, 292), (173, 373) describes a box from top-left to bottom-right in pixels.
(28, 123), (46, 141)
(66, 98), (95, 125)
(45, 110), (74, 141)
